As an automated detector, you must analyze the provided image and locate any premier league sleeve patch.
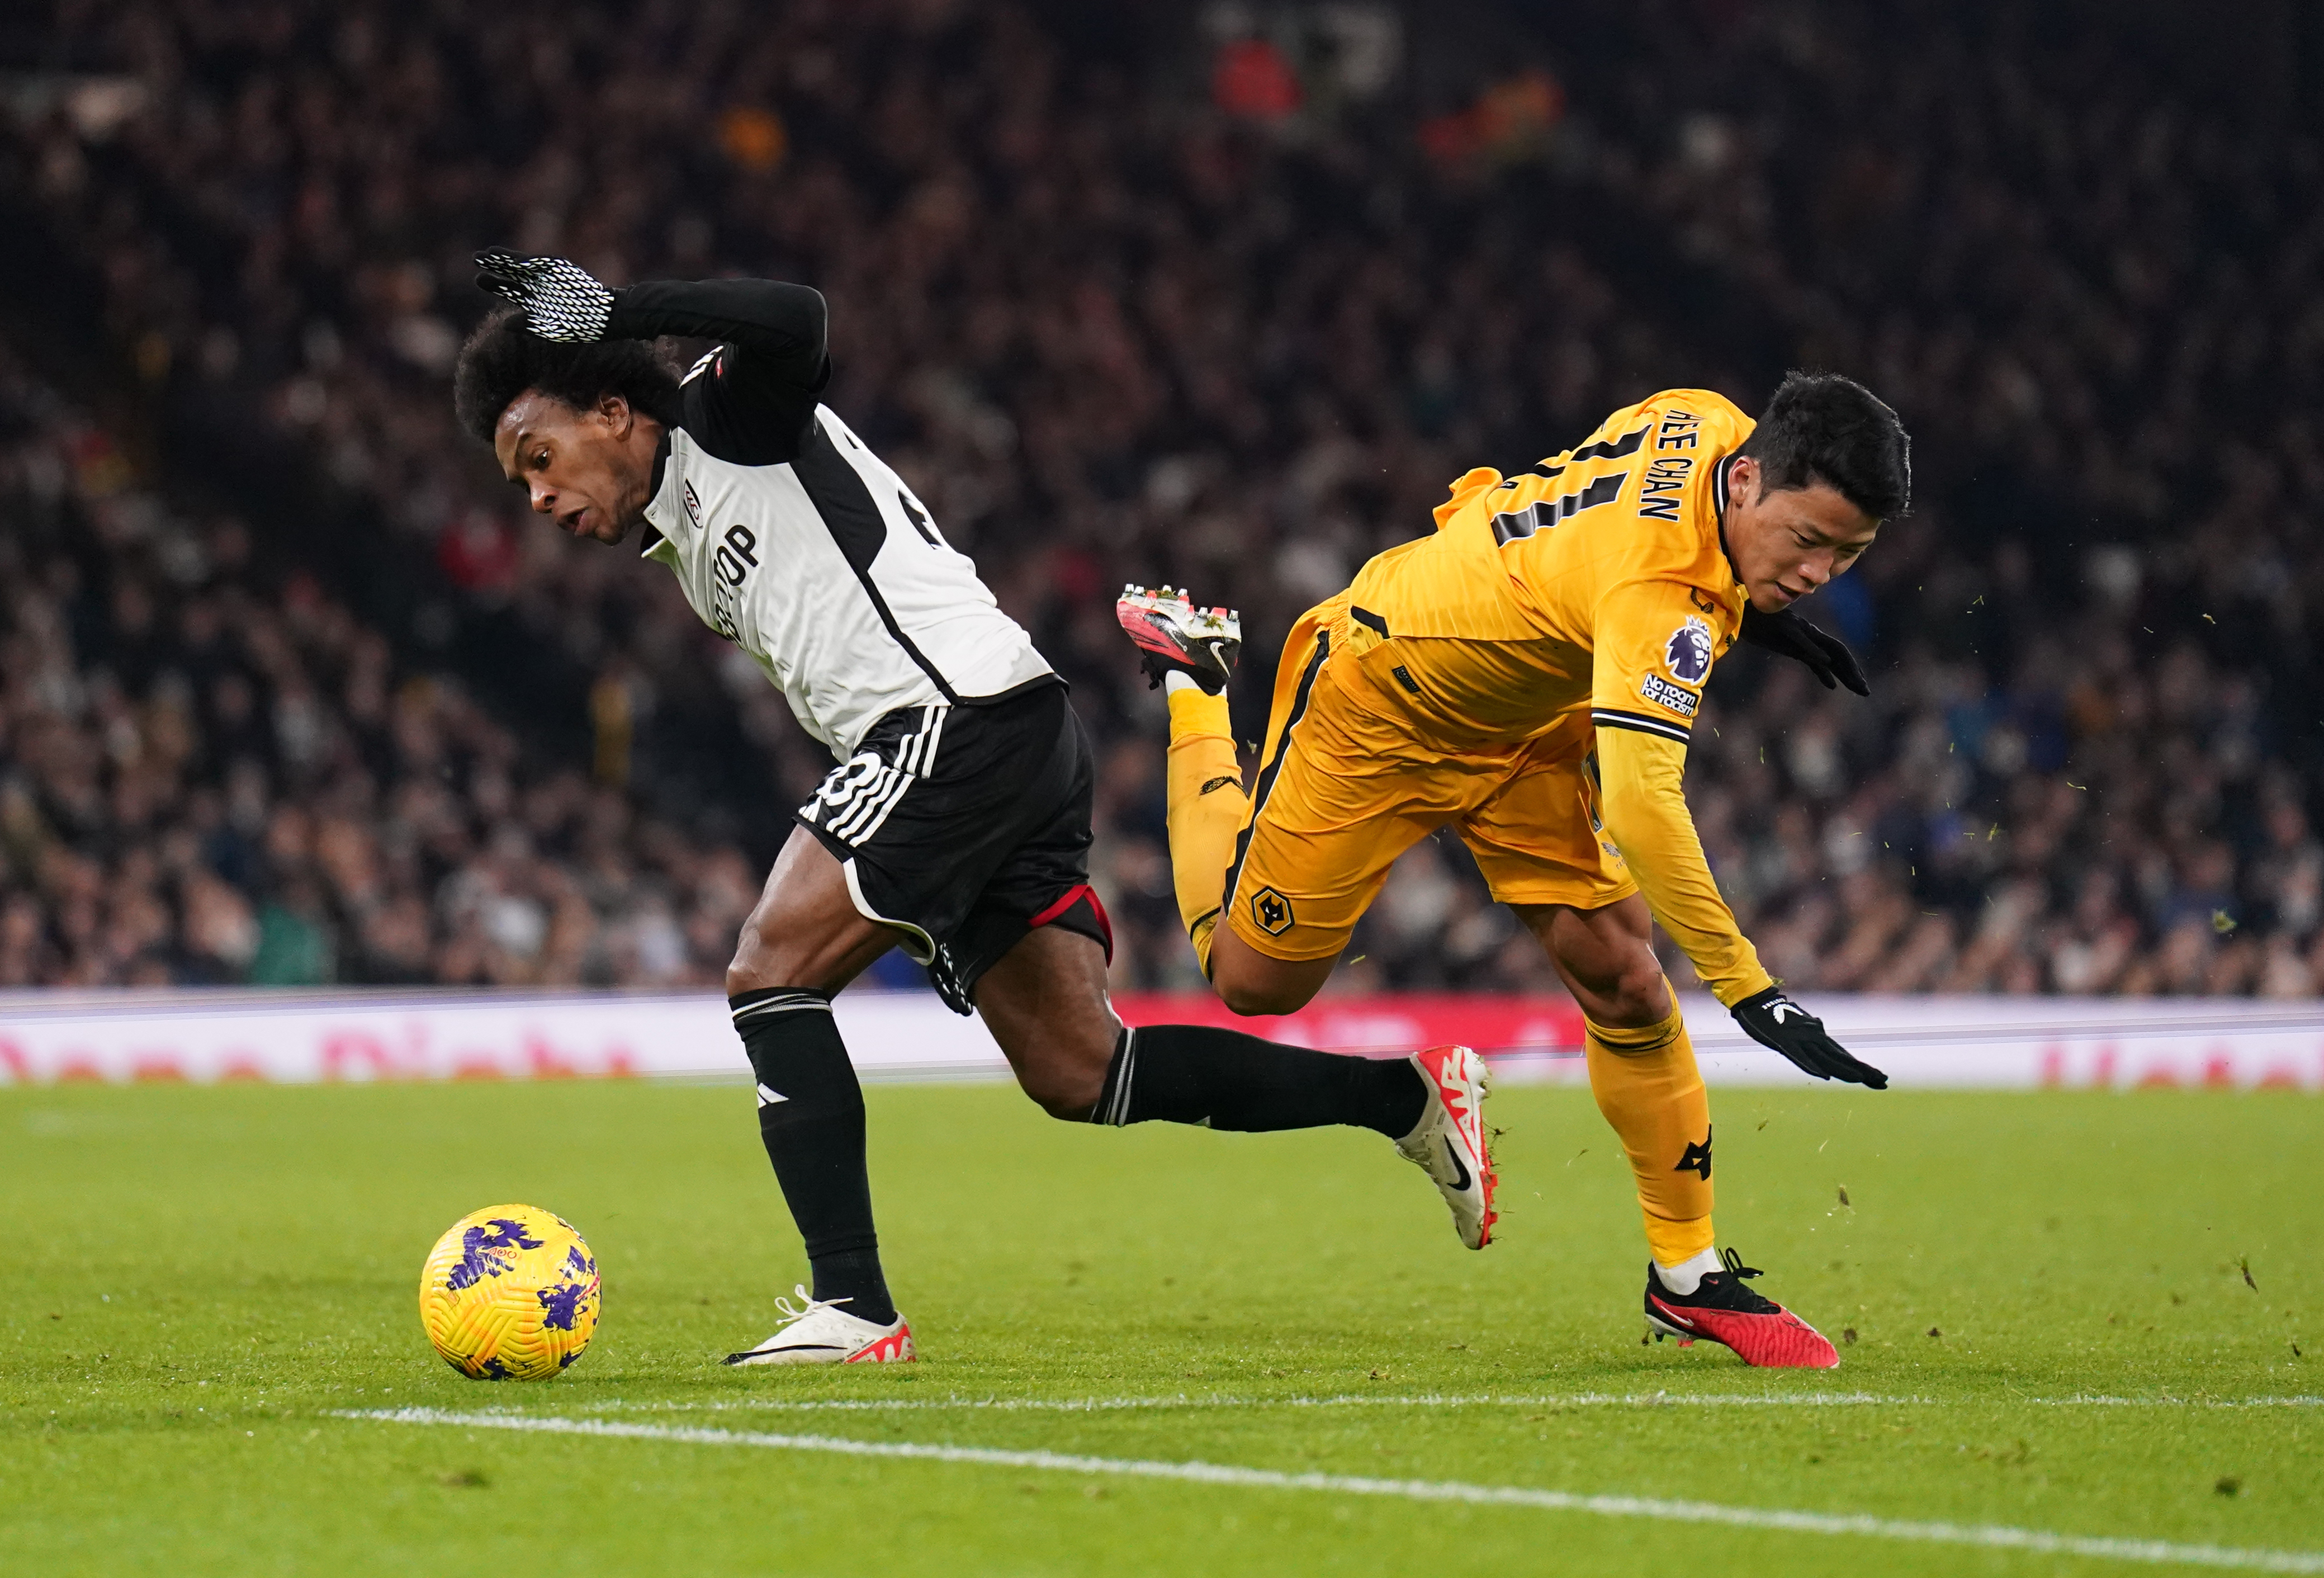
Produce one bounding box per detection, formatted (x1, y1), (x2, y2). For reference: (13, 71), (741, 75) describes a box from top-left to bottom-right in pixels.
(1664, 615), (1715, 684)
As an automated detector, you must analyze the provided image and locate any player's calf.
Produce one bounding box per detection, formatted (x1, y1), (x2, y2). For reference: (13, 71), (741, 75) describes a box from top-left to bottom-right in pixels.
(977, 926), (1489, 1249)
(730, 986), (899, 1328)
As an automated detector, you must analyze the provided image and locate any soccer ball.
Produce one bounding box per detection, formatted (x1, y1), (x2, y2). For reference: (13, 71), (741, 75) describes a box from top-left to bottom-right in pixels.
(418, 1204), (600, 1380)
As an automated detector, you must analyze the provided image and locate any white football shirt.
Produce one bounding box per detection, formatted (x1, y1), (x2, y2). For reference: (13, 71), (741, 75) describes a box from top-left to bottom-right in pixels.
(613, 280), (1053, 757)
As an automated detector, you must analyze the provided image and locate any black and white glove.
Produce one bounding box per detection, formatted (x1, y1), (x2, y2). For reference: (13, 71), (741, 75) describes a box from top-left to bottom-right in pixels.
(474, 249), (615, 343)
(1731, 986), (1888, 1089)
(1738, 604), (1868, 696)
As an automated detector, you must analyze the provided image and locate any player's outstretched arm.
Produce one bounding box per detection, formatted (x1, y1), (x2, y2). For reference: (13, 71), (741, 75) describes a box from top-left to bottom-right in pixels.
(601, 277), (826, 368)
(475, 251), (827, 372)
(1592, 722), (1772, 1007)
(1594, 725), (1888, 1089)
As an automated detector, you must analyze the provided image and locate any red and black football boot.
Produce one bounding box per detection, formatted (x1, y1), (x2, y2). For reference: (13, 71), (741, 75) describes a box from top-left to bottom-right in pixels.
(1116, 585), (1241, 694)
(1643, 1248), (1840, 1368)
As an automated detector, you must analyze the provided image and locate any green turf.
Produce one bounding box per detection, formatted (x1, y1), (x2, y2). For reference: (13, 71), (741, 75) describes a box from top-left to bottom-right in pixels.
(2, 1075), (2318, 1576)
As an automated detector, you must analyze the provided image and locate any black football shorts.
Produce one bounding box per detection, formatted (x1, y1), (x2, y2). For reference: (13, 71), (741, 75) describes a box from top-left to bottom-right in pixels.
(796, 680), (1111, 1013)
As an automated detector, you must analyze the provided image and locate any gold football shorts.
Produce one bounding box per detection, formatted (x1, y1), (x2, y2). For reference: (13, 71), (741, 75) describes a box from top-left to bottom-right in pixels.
(1222, 596), (1638, 962)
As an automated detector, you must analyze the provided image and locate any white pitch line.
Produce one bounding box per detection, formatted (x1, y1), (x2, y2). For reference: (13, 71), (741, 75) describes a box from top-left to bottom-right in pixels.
(2025, 1396), (2324, 1409)
(564, 1389), (1915, 1417)
(339, 1408), (2321, 1573)
(539, 1390), (2323, 1419)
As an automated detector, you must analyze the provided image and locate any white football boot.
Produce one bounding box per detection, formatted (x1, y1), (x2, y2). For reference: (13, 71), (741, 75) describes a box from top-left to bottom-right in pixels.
(722, 1287), (916, 1367)
(1396, 1044), (1497, 1249)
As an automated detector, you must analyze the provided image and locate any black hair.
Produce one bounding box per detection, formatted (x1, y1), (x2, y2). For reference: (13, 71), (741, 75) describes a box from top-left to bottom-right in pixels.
(1736, 371), (1911, 521)
(452, 306), (682, 445)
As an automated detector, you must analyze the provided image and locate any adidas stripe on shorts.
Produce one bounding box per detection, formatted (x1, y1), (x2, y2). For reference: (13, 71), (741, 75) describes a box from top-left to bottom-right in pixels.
(795, 681), (1110, 1012)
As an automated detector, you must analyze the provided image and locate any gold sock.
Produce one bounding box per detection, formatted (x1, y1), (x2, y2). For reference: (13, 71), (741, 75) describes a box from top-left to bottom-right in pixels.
(1164, 686), (1247, 975)
(1584, 989), (1716, 1267)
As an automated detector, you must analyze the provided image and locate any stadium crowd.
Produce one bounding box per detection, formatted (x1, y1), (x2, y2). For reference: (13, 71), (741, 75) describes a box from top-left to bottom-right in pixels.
(0, 344), (777, 986)
(1, 0), (2318, 998)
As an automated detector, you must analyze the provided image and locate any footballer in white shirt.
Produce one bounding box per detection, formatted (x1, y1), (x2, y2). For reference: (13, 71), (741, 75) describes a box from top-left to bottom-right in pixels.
(451, 252), (1497, 1368)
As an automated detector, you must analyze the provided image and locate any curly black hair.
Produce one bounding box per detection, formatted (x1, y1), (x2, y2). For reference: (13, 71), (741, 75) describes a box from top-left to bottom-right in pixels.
(1737, 371), (1912, 521)
(452, 306), (682, 445)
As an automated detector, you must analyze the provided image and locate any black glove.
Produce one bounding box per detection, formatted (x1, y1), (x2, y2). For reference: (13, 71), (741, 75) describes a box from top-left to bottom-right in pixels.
(1738, 604), (1868, 696)
(474, 249), (615, 343)
(1731, 986), (1888, 1089)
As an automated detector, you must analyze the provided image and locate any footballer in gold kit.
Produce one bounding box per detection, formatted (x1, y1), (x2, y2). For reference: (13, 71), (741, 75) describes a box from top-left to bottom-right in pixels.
(1121, 372), (1910, 1367)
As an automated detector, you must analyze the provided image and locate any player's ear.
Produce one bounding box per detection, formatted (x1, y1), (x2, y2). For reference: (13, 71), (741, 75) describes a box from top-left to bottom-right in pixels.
(598, 392), (632, 437)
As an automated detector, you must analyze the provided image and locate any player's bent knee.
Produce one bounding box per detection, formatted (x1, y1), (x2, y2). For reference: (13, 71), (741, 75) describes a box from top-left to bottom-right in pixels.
(1598, 961), (1673, 1028)
(725, 939), (773, 998)
(1214, 975), (1314, 1018)
(983, 1013), (1114, 1121)
(725, 921), (807, 998)
(1206, 928), (1331, 1015)
(1012, 1047), (1107, 1120)
(1026, 1078), (1103, 1122)
(723, 950), (767, 1000)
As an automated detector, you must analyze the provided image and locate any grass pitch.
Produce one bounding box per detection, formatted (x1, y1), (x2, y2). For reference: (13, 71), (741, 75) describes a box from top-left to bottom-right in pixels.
(2, 1074), (2318, 1576)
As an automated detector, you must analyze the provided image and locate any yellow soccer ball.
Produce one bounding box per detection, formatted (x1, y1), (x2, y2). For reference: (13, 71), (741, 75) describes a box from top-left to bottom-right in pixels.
(418, 1204), (600, 1381)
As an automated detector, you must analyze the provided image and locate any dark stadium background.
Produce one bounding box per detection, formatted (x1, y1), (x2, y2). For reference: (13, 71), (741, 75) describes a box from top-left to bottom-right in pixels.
(0, 0), (2317, 1003)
